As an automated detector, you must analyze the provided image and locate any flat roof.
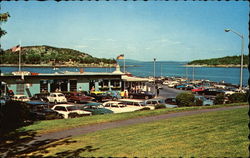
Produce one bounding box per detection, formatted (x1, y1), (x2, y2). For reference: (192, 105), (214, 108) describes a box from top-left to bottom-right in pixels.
(122, 75), (150, 82)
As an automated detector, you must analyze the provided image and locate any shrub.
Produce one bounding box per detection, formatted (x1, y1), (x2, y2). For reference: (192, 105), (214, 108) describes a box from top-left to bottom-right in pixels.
(155, 104), (166, 109)
(228, 93), (247, 103)
(195, 98), (203, 106)
(176, 92), (195, 107)
(214, 93), (225, 105)
(0, 101), (32, 135)
(139, 107), (151, 111)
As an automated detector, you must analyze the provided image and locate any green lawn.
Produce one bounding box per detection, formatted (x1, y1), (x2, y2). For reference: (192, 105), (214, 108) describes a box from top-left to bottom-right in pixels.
(21, 103), (247, 134)
(27, 106), (248, 157)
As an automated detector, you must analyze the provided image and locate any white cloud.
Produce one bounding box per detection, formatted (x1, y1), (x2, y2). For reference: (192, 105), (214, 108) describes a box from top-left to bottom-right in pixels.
(106, 38), (116, 42)
(75, 45), (88, 48)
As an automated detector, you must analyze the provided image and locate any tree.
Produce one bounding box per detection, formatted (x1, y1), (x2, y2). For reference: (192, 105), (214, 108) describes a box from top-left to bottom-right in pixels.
(228, 93), (247, 103)
(176, 92), (195, 107)
(0, 12), (10, 38)
(214, 93), (225, 105)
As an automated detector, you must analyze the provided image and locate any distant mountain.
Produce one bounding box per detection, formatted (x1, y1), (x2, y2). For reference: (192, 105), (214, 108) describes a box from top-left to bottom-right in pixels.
(0, 45), (116, 67)
(187, 55), (249, 66)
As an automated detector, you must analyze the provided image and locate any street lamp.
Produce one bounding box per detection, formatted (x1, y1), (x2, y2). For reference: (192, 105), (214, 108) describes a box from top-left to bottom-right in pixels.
(153, 58), (156, 85)
(224, 29), (244, 91)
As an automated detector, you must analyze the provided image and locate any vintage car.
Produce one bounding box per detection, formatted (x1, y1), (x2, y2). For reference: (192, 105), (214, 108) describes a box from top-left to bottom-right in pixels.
(145, 98), (178, 108)
(195, 96), (214, 106)
(66, 92), (94, 103)
(191, 87), (206, 93)
(47, 93), (67, 104)
(12, 95), (30, 102)
(197, 88), (225, 96)
(102, 101), (142, 113)
(30, 93), (50, 102)
(90, 91), (118, 102)
(165, 97), (177, 105)
(52, 104), (92, 119)
(79, 102), (113, 115)
(26, 100), (63, 120)
(128, 91), (155, 99)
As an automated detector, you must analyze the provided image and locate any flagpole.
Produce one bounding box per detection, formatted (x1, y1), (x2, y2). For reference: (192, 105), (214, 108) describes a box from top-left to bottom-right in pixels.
(123, 55), (125, 73)
(19, 41), (21, 72)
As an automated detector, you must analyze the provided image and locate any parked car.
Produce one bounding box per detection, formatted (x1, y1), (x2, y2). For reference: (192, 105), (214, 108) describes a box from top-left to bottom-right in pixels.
(165, 97), (177, 105)
(128, 91), (155, 99)
(176, 84), (186, 89)
(119, 99), (154, 110)
(30, 93), (50, 102)
(195, 96), (214, 106)
(197, 88), (224, 96)
(90, 92), (117, 102)
(52, 104), (92, 119)
(191, 87), (206, 93)
(79, 102), (113, 115)
(105, 91), (122, 100)
(26, 101), (63, 120)
(145, 98), (178, 108)
(66, 92), (94, 103)
(102, 101), (142, 113)
(0, 95), (11, 107)
(12, 95), (30, 102)
(47, 93), (67, 104)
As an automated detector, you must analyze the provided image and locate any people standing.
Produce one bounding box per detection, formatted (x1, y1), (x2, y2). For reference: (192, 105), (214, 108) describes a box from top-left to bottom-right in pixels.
(156, 87), (160, 97)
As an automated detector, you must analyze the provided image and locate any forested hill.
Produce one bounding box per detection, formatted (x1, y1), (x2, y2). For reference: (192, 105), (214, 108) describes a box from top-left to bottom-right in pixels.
(187, 55), (249, 66)
(0, 45), (116, 66)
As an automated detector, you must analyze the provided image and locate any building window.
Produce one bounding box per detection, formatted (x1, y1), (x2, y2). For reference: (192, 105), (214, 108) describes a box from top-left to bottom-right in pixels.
(16, 84), (25, 95)
(40, 80), (48, 92)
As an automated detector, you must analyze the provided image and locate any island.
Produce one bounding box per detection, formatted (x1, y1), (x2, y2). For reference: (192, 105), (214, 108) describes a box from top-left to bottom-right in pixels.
(0, 45), (117, 68)
(187, 55), (248, 68)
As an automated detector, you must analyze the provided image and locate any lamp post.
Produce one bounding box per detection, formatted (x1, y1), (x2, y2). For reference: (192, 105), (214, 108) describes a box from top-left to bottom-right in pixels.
(224, 29), (244, 91)
(153, 58), (156, 85)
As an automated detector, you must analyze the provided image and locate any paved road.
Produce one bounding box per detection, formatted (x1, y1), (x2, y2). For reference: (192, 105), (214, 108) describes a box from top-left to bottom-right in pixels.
(148, 84), (186, 98)
(31, 105), (245, 144)
(159, 85), (186, 98)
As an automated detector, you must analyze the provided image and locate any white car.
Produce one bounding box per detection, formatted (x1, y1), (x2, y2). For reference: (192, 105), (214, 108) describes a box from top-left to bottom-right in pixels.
(102, 101), (142, 113)
(144, 98), (178, 109)
(12, 95), (30, 102)
(52, 104), (92, 119)
(47, 93), (67, 104)
(119, 99), (155, 110)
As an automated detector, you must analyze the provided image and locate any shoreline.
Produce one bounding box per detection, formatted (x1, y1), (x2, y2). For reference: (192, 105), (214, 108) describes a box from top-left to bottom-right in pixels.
(185, 64), (248, 68)
(0, 64), (140, 68)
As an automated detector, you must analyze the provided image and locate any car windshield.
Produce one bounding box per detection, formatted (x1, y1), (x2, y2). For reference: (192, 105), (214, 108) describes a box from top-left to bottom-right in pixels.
(118, 103), (126, 107)
(67, 106), (78, 111)
(58, 94), (65, 97)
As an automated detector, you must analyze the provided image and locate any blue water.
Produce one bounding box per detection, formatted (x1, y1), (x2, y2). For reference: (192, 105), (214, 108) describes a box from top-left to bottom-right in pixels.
(0, 61), (249, 86)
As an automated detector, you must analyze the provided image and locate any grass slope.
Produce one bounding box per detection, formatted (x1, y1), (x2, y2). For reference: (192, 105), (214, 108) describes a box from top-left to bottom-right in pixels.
(21, 103), (247, 135)
(29, 107), (248, 157)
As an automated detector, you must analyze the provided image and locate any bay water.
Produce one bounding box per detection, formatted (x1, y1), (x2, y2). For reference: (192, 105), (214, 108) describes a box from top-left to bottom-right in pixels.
(0, 61), (248, 86)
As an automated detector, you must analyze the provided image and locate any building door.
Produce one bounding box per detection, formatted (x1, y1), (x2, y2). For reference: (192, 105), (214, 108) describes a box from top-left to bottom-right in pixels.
(69, 80), (77, 92)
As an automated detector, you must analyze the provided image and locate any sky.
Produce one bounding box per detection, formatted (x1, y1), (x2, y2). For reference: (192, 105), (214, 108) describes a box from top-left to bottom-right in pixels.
(1, 1), (249, 61)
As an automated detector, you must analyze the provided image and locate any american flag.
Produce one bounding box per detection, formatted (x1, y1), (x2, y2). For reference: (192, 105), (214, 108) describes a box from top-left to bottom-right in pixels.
(11, 45), (21, 52)
(116, 54), (124, 60)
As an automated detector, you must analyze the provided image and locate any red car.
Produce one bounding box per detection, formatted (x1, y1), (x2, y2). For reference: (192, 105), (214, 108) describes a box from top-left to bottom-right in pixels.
(191, 87), (205, 92)
(66, 92), (94, 103)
